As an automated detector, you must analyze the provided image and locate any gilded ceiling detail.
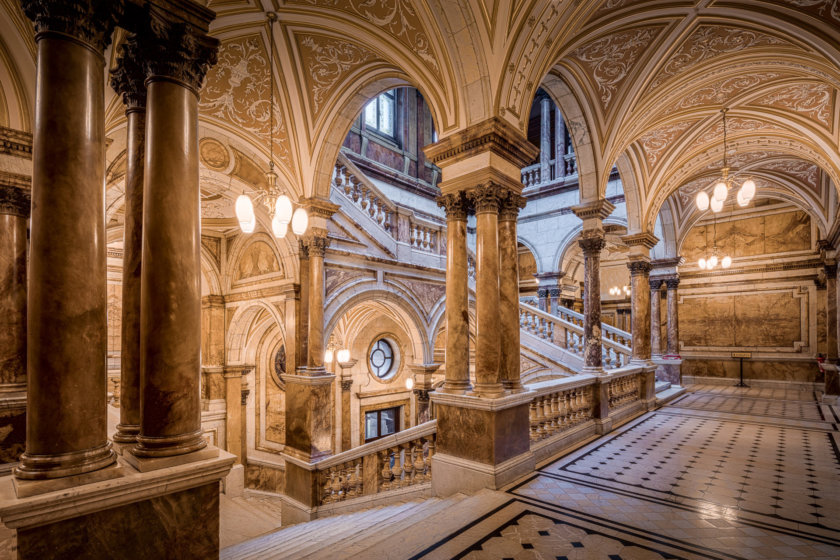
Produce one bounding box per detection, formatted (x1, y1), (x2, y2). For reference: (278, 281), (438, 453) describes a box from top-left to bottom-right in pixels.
(200, 35), (292, 170)
(287, 0), (440, 78)
(772, 0), (840, 23)
(760, 159), (820, 192)
(296, 33), (381, 122)
(750, 82), (834, 129)
(686, 117), (787, 154)
(649, 26), (788, 91)
(638, 120), (696, 168)
(702, 150), (788, 172)
(662, 73), (786, 114)
(570, 26), (661, 111)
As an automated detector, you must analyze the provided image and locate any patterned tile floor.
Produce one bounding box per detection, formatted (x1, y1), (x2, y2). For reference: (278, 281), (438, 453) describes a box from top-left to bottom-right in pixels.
(418, 384), (840, 560)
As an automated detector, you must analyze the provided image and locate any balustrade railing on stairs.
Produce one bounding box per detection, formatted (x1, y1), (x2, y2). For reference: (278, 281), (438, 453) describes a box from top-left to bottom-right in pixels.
(520, 154), (578, 189)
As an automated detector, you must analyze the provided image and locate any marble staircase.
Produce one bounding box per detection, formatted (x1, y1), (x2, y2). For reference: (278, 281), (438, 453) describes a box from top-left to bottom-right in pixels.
(221, 489), (510, 560)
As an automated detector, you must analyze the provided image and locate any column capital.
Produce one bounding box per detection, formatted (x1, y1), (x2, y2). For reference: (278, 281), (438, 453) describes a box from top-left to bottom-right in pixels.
(571, 199), (615, 222)
(626, 258), (652, 276)
(620, 232), (659, 250)
(136, 5), (220, 94)
(110, 34), (147, 111)
(825, 262), (838, 278)
(578, 229), (606, 255)
(302, 197), (340, 220)
(20, 0), (123, 51)
(340, 379), (353, 392)
(649, 277), (665, 291)
(436, 191), (471, 220)
(302, 228), (330, 257)
(414, 389), (431, 403)
(662, 275), (680, 289)
(0, 184), (31, 217)
(498, 190), (526, 221)
(467, 183), (507, 214)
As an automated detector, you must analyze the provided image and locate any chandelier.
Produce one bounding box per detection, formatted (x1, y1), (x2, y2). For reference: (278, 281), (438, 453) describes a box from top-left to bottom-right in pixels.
(234, 12), (308, 238)
(608, 285), (630, 297)
(698, 210), (731, 270)
(694, 108), (756, 213)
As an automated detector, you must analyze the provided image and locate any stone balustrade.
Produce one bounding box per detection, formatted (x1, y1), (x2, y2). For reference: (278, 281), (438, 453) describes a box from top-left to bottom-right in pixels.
(529, 384), (594, 443)
(607, 371), (641, 410)
(520, 155), (578, 189)
(332, 161), (395, 233)
(519, 302), (631, 370)
(314, 421), (436, 506)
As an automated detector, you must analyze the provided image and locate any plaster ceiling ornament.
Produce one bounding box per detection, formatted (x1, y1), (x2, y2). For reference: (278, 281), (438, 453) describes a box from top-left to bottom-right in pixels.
(686, 117), (786, 154)
(759, 159), (820, 192)
(773, 0), (840, 23)
(663, 73), (785, 113)
(287, 0), (439, 77)
(750, 82), (834, 129)
(571, 26), (661, 110)
(296, 33), (381, 120)
(638, 120), (696, 168)
(199, 35), (292, 169)
(201, 191), (235, 219)
(506, 2), (559, 116)
(649, 26), (789, 91)
(199, 137), (231, 172)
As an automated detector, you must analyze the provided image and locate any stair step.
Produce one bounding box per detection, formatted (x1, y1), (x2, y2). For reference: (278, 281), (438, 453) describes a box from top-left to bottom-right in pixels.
(655, 380), (671, 393)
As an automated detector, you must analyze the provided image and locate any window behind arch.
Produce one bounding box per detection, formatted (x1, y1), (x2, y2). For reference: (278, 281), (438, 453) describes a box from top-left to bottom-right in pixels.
(364, 90), (396, 137)
(369, 338), (395, 378)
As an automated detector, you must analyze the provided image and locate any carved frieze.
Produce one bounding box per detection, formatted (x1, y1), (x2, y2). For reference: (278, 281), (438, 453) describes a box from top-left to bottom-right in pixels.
(389, 276), (446, 316)
(324, 267), (374, 297)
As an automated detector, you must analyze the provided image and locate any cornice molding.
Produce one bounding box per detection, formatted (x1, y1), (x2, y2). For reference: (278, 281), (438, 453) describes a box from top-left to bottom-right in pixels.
(423, 117), (539, 170)
(621, 232), (659, 250)
(571, 199), (615, 221)
(0, 127), (33, 159)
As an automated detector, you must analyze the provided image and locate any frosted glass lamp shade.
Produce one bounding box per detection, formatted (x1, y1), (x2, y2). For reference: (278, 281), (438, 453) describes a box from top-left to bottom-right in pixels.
(698, 258), (706, 269)
(741, 179), (756, 200)
(710, 196), (724, 213)
(736, 187), (749, 207)
(275, 195), (293, 224)
(337, 349), (350, 363)
(713, 181), (728, 201)
(271, 215), (288, 238)
(405, 377), (414, 390)
(235, 195), (256, 233)
(324, 349), (333, 364)
(695, 191), (709, 211)
(291, 207), (308, 235)
(722, 256), (732, 268)
(708, 255), (718, 268)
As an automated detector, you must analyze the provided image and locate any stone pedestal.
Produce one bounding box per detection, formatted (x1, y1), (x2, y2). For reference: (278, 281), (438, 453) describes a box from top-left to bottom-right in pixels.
(225, 369), (244, 463)
(822, 363), (839, 404)
(430, 391), (534, 496)
(283, 373), (335, 463)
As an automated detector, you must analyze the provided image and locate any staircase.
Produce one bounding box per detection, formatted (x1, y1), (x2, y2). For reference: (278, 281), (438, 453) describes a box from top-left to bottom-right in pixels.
(221, 489), (509, 560)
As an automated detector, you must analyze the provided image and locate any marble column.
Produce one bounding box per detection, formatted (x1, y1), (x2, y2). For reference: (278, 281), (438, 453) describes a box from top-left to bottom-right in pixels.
(297, 243), (310, 371)
(436, 192), (471, 393)
(555, 107), (566, 178)
(825, 264), (838, 363)
(665, 277), (680, 355)
(133, 18), (219, 459)
(340, 376), (352, 452)
(110, 36), (146, 444)
(499, 192), (526, 392)
(16, 0), (122, 480)
(650, 278), (664, 356)
(0, 185), (29, 392)
(224, 368), (243, 463)
(470, 184), (505, 398)
(304, 231), (329, 372)
(579, 231), (606, 372)
(627, 260), (652, 363)
(539, 95), (551, 182)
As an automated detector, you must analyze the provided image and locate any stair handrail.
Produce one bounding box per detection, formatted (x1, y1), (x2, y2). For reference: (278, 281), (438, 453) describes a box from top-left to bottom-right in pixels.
(315, 419), (436, 471)
(555, 305), (632, 348)
(333, 152), (398, 233)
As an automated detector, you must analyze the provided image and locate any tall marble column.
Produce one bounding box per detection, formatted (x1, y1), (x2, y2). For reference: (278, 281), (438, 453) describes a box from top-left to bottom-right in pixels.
(133, 15), (219, 460)
(499, 192), (526, 392)
(627, 260), (652, 363)
(578, 231), (606, 372)
(297, 244), (310, 371)
(0, 184), (29, 392)
(110, 36), (146, 444)
(437, 192), (471, 393)
(649, 278), (664, 356)
(665, 277), (681, 355)
(555, 107), (566, 178)
(825, 264), (838, 363)
(16, 0), (122, 480)
(539, 95), (551, 182)
(304, 231), (329, 372)
(470, 184), (505, 398)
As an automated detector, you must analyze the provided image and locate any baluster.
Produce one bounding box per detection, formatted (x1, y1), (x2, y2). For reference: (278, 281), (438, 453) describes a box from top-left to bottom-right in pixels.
(413, 442), (426, 483)
(369, 196), (378, 218)
(425, 435), (435, 477)
(402, 443), (414, 485)
(529, 399), (539, 441)
(380, 449), (393, 491)
(393, 446), (404, 488)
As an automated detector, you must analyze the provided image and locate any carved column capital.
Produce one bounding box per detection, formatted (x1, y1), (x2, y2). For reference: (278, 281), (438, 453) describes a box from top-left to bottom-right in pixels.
(578, 230), (606, 255)
(498, 191), (526, 221)
(110, 34), (147, 111)
(0, 184), (31, 217)
(340, 379), (353, 392)
(663, 276), (681, 290)
(413, 389), (431, 403)
(627, 259), (652, 277)
(649, 277), (665, 291)
(136, 6), (220, 94)
(298, 239), (309, 259)
(467, 183), (507, 214)
(303, 229), (330, 257)
(825, 263), (838, 279)
(21, 0), (123, 51)
(436, 191), (471, 220)
(240, 389), (250, 406)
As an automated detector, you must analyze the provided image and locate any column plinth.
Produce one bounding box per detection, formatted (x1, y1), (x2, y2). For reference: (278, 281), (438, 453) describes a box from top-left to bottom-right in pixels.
(16, 0), (122, 480)
(437, 193), (471, 394)
(133, 18), (219, 459)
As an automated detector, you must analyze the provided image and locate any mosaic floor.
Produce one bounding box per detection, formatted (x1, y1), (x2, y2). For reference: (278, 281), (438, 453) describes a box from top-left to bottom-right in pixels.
(418, 384), (840, 560)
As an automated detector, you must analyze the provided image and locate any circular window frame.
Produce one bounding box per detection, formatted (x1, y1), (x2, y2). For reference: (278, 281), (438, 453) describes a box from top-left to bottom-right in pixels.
(366, 336), (401, 382)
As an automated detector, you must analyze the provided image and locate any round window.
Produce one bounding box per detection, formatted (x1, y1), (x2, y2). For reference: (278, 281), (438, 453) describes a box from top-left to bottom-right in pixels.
(369, 339), (395, 379)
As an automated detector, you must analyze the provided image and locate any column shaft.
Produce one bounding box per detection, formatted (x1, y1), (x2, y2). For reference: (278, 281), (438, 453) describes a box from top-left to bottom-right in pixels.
(579, 233), (606, 371)
(499, 194), (525, 392)
(18, 29), (116, 479)
(305, 235), (328, 371)
(297, 247), (310, 371)
(628, 261), (652, 362)
(650, 279), (663, 356)
(666, 278), (680, 355)
(437, 193), (470, 393)
(0, 188), (29, 389)
(539, 96), (551, 182)
(555, 107), (566, 178)
(111, 44), (146, 442)
(472, 186), (504, 397)
(225, 370), (243, 463)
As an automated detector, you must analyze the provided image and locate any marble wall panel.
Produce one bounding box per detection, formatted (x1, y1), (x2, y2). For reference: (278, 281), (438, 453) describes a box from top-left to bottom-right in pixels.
(265, 379), (285, 445)
(201, 369), (226, 401)
(816, 289), (827, 353)
(733, 292), (801, 347)
(435, 403), (530, 465)
(683, 358), (818, 382)
(680, 295), (736, 347)
(765, 210), (810, 254)
(201, 303), (226, 366)
(245, 462), (285, 493)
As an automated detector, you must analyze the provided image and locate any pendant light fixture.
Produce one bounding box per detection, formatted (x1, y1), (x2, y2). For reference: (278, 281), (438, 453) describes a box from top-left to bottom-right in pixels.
(234, 12), (308, 238)
(694, 108), (757, 213)
(697, 209), (731, 270)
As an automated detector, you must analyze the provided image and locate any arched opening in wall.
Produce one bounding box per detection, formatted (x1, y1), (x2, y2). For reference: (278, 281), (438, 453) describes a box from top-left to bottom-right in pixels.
(518, 242), (538, 299)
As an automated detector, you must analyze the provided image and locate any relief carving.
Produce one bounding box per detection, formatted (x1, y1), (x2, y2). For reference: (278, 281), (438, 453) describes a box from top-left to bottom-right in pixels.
(325, 267), (373, 296)
(234, 241), (282, 281)
(637, 120), (696, 169)
(751, 82), (833, 129)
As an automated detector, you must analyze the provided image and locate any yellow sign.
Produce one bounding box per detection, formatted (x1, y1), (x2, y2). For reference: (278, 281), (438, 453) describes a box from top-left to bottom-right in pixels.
(731, 352), (752, 358)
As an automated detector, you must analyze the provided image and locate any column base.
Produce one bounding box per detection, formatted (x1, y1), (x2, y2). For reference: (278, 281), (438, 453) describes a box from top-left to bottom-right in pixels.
(502, 381), (526, 393)
(438, 380), (472, 394)
(582, 366), (606, 376)
(112, 423), (140, 444)
(15, 441), (117, 481)
(0, 447), (234, 560)
(125, 445), (218, 473)
(469, 382), (507, 398)
(132, 429), (207, 458)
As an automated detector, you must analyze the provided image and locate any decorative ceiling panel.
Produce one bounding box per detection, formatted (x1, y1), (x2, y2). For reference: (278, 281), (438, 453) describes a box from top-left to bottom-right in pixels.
(749, 82), (834, 130)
